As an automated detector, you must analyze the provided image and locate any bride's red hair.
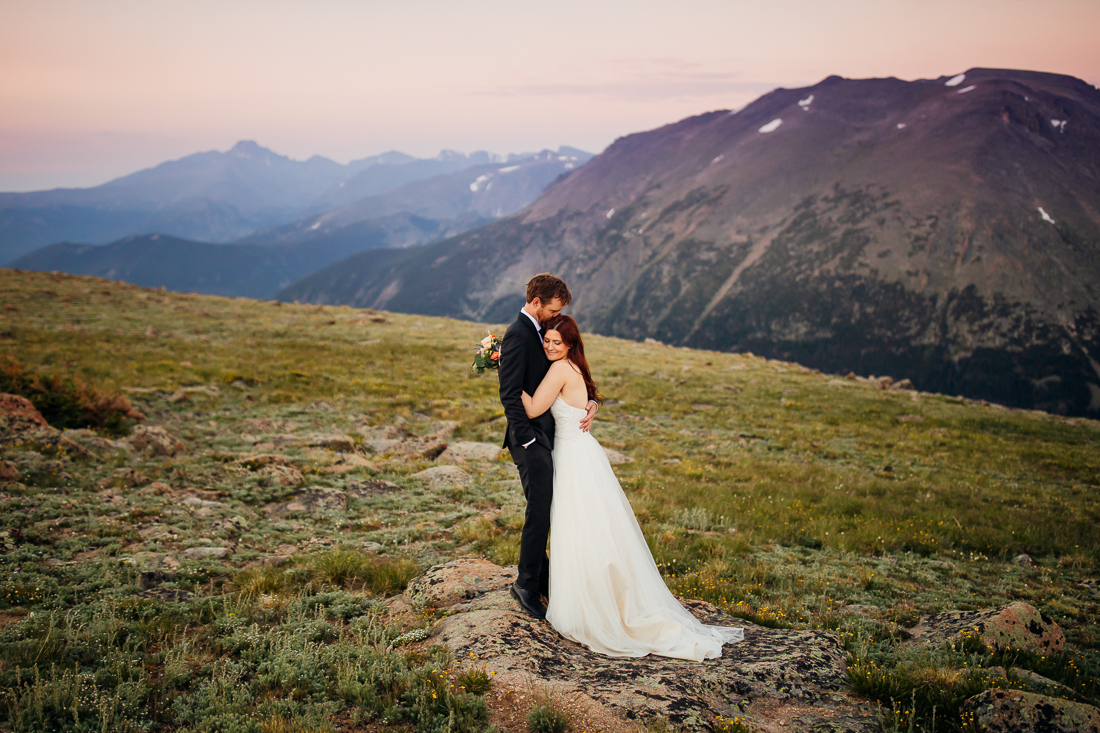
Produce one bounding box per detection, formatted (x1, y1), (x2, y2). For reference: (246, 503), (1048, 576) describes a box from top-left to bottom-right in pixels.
(544, 315), (603, 404)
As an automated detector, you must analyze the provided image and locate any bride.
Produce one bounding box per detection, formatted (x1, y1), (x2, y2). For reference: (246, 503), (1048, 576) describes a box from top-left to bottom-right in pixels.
(520, 315), (743, 660)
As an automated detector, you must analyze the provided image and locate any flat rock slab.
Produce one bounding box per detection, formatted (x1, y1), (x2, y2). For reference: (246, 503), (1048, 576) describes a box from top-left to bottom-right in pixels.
(295, 433), (356, 452)
(604, 448), (634, 464)
(411, 466), (472, 487)
(439, 441), (503, 462)
(182, 546), (232, 559)
(416, 560), (876, 732)
(962, 689), (1100, 733)
(909, 601), (1065, 655)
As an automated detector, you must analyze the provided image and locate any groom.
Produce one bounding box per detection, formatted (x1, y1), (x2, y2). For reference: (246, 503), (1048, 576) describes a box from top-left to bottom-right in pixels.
(499, 273), (597, 619)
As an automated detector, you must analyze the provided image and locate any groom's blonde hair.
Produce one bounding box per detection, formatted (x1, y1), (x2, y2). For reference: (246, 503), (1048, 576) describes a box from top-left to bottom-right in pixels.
(526, 273), (572, 307)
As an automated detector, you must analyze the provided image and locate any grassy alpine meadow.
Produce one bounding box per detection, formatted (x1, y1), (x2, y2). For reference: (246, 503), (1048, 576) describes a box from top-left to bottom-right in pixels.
(0, 268), (1098, 733)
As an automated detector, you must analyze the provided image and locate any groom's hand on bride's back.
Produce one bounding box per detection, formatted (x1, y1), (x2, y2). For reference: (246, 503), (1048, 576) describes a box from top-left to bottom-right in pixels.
(580, 400), (598, 432)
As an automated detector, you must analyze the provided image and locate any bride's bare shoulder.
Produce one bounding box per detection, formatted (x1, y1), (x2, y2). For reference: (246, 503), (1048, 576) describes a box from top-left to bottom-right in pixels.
(547, 360), (581, 378)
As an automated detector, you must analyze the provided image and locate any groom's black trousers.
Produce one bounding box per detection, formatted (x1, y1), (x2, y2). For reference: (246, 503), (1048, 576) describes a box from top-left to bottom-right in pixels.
(512, 440), (553, 597)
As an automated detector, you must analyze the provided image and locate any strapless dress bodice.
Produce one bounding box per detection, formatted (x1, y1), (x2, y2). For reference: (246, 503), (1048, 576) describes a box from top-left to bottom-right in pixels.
(550, 396), (587, 442)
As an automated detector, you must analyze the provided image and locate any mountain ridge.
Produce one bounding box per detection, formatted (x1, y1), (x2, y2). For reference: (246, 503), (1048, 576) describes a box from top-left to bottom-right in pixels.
(0, 143), (590, 263)
(279, 68), (1100, 416)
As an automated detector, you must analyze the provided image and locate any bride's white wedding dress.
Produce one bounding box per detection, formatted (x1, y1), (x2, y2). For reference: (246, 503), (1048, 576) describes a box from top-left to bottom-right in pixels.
(544, 397), (744, 660)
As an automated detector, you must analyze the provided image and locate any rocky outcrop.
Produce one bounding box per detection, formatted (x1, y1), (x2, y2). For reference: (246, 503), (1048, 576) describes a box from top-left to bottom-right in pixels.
(0, 393), (93, 457)
(401, 559), (878, 732)
(909, 601), (1065, 655)
(961, 689), (1100, 733)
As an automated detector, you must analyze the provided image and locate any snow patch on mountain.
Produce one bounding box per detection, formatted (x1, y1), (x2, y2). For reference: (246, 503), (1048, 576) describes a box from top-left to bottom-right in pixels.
(945, 74), (966, 87)
(956, 85), (976, 94)
(469, 175), (491, 192)
(1051, 120), (1067, 132)
(798, 95), (814, 110)
(1038, 207), (1056, 224)
(497, 165), (521, 174)
(758, 119), (783, 133)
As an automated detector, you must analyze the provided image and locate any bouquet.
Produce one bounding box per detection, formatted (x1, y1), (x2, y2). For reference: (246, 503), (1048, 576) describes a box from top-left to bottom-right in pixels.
(471, 331), (503, 374)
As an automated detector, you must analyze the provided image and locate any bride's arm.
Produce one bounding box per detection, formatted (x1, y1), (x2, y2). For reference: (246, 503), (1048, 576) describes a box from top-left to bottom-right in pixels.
(521, 362), (570, 417)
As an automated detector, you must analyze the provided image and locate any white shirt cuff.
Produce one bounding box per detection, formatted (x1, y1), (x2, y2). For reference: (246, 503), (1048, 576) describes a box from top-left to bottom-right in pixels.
(522, 437), (536, 448)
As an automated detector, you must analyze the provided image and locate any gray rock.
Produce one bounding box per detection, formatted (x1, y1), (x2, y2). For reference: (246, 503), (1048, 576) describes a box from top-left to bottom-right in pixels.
(273, 488), (348, 516)
(909, 602), (1065, 656)
(182, 546), (233, 559)
(961, 688), (1100, 733)
(438, 441), (502, 462)
(129, 425), (185, 457)
(411, 466), (472, 487)
(121, 552), (180, 571)
(421, 560), (876, 731)
(260, 464), (303, 487)
(346, 478), (401, 497)
(182, 496), (227, 509)
(362, 438), (401, 453)
(1013, 553), (1033, 566)
(603, 447), (634, 464)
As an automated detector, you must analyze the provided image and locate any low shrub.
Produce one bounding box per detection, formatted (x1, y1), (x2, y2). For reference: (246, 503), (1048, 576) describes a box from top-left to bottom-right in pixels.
(0, 356), (144, 434)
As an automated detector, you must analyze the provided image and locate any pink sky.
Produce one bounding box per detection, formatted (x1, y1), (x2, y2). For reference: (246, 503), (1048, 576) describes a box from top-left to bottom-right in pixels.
(2, 0), (1098, 191)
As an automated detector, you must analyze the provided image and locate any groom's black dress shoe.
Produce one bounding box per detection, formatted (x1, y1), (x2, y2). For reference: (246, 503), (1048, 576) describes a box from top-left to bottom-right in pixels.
(510, 583), (547, 620)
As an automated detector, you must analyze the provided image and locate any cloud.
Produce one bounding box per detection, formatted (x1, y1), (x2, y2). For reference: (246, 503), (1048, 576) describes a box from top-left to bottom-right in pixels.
(469, 58), (784, 102)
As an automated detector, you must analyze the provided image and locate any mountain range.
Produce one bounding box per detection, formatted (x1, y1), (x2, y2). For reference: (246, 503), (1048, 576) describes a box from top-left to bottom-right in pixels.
(279, 68), (1100, 417)
(0, 143), (582, 264)
(6, 145), (593, 298)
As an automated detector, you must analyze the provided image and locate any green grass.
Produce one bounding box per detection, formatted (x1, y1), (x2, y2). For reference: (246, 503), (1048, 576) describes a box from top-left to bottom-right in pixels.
(1, 269), (1098, 732)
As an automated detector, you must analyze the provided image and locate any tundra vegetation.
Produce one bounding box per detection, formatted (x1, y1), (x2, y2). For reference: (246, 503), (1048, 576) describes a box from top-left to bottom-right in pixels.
(0, 269), (1097, 732)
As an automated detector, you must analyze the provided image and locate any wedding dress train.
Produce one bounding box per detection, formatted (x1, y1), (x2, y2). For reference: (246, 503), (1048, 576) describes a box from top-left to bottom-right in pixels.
(545, 397), (744, 660)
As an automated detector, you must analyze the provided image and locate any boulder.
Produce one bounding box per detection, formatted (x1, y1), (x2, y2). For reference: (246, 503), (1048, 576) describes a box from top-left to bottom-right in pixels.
(891, 378), (916, 391)
(909, 602), (1065, 655)
(411, 466), (471, 487)
(129, 425), (185, 457)
(415, 560), (876, 732)
(961, 689), (1100, 733)
(405, 558), (517, 609)
(439, 441), (503, 463)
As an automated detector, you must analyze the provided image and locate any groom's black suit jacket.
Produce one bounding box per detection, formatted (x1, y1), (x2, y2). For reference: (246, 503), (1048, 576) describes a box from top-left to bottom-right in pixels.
(499, 312), (555, 452)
